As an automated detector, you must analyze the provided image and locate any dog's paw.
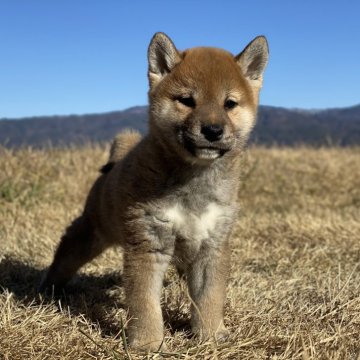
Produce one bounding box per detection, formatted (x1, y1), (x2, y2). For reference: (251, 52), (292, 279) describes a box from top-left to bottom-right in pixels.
(129, 338), (167, 353)
(192, 323), (230, 343)
(214, 326), (230, 342)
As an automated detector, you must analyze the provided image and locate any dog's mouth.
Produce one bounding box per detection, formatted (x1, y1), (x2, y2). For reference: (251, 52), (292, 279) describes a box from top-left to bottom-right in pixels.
(180, 132), (232, 160)
(191, 146), (228, 160)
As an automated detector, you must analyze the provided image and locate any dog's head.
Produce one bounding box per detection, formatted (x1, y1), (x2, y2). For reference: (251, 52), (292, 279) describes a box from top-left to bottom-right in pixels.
(147, 32), (268, 164)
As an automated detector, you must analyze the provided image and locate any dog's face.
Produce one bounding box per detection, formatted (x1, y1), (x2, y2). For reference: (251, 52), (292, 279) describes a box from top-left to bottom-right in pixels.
(148, 33), (268, 164)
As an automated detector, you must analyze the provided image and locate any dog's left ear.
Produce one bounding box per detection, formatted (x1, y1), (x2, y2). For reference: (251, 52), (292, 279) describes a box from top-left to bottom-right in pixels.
(235, 36), (269, 87)
(148, 32), (181, 88)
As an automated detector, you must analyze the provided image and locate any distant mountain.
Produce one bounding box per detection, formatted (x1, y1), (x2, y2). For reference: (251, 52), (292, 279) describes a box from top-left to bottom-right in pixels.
(252, 104), (360, 146)
(0, 104), (359, 148)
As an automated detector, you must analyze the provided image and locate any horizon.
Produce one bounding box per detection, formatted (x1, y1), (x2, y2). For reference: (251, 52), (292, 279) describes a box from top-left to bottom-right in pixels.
(1, 1), (360, 118)
(1, 102), (360, 121)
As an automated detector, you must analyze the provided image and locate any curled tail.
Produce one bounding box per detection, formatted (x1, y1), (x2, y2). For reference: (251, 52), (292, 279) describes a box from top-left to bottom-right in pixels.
(100, 129), (142, 174)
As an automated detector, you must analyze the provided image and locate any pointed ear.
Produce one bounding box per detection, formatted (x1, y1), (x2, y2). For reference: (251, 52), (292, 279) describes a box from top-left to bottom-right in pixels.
(148, 32), (181, 87)
(235, 36), (269, 86)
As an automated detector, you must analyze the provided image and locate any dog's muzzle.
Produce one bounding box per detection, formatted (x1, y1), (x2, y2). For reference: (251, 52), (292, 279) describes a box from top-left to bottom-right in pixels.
(180, 131), (233, 160)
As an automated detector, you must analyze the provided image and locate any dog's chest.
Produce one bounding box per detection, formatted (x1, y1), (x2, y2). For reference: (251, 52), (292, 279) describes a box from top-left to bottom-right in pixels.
(164, 202), (224, 242)
(160, 167), (235, 242)
(144, 165), (237, 259)
(159, 199), (234, 266)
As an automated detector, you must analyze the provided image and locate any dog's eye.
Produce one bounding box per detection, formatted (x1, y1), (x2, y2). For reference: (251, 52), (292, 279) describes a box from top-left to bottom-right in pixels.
(224, 99), (238, 110)
(177, 96), (196, 108)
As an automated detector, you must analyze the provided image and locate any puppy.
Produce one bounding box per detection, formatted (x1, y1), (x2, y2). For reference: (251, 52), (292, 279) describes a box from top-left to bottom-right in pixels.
(40, 32), (269, 351)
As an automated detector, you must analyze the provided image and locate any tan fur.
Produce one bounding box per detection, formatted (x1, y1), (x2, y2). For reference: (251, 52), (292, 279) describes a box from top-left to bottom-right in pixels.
(40, 32), (269, 351)
(109, 129), (142, 163)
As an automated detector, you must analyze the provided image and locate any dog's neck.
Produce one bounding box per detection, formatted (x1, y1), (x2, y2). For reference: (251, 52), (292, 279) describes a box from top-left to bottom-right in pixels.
(139, 133), (242, 200)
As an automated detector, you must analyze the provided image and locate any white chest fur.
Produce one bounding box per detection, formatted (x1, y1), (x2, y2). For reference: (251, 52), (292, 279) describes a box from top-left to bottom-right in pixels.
(164, 202), (224, 241)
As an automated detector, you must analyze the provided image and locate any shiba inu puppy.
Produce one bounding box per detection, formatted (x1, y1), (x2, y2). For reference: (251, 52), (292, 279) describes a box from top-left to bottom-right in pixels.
(40, 32), (269, 351)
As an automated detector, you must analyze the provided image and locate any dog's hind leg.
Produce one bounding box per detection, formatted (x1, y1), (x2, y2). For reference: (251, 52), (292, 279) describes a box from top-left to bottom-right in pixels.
(39, 215), (108, 292)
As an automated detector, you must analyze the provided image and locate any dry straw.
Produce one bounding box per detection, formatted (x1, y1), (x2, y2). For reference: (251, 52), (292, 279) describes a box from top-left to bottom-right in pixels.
(1, 145), (359, 359)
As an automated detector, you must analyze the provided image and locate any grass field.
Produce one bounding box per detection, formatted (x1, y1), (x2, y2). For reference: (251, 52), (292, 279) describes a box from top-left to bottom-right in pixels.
(1, 145), (359, 359)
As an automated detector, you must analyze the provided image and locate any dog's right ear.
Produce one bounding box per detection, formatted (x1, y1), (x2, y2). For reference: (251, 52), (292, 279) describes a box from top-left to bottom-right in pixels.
(148, 32), (181, 88)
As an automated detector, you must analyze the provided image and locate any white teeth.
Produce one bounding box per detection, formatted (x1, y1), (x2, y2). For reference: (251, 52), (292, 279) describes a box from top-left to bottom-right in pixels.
(195, 148), (220, 159)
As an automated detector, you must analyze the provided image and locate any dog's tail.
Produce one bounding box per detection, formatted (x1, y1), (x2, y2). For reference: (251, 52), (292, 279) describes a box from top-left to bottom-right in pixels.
(100, 129), (142, 174)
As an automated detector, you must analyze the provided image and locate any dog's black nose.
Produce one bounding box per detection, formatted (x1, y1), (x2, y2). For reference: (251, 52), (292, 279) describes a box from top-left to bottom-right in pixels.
(201, 124), (224, 142)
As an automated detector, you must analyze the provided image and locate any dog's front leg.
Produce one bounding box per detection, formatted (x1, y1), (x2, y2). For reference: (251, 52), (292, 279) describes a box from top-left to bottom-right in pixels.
(187, 241), (231, 341)
(124, 249), (171, 351)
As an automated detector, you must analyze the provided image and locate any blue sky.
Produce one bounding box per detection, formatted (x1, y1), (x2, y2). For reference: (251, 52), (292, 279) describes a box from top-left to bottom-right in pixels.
(0, 1), (359, 118)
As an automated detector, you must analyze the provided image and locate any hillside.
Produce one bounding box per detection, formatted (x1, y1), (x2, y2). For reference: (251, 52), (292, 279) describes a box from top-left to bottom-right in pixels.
(253, 104), (360, 146)
(0, 104), (360, 148)
(1, 146), (359, 359)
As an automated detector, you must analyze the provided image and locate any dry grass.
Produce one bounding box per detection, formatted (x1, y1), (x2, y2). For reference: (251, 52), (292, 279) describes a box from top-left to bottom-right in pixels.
(1, 145), (359, 359)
